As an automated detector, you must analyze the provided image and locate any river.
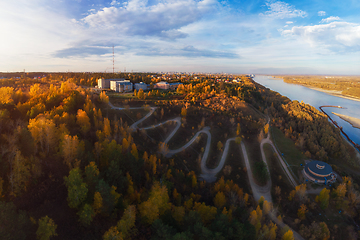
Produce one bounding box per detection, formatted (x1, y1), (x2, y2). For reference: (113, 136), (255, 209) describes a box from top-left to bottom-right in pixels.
(253, 75), (360, 146)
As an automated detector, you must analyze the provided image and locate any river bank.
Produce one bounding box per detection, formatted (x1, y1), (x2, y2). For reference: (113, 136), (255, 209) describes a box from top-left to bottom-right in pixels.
(332, 112), (360, 129)
(268, 76), (360, 103)
(307, 86), (360, 103)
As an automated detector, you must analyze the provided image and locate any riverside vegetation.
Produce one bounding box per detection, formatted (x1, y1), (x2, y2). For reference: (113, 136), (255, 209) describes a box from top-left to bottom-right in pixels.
(0, 72), (359, 239)
(277, 75), (360, 99)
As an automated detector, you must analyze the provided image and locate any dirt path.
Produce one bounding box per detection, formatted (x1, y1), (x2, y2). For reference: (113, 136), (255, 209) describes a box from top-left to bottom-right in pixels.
(110, 102), (304, 239)
(200, 137), (235, 182)
(109, 101), (227, 182)
(242, 128), (304, 240)
(241, 141), (272, 202)
(262, 133), (298, 188)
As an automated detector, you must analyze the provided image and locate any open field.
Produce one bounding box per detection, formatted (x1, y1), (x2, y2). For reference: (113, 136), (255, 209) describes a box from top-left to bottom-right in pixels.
(263, 144), (293, 203)
(270, 127), (306, 181)
(243, 137), (265, 186)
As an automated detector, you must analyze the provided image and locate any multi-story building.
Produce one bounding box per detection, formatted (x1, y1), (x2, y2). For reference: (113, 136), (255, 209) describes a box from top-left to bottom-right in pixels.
(110, 80), (133, 92)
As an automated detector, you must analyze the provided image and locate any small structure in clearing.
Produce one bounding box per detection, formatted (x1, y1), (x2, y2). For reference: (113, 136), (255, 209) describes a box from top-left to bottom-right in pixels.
(303, 160), (336, 185)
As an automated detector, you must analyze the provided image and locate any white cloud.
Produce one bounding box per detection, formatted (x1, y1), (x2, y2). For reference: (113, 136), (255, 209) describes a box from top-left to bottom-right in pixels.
(318, 11), (326, 16)
(81, 0), (216, 39)
(110, 0), (119, 6)
(282, 21), (360, 51)
(260, 1), (307, 19)
(286, 21), (293, 24)
(320, 16), (341, 23)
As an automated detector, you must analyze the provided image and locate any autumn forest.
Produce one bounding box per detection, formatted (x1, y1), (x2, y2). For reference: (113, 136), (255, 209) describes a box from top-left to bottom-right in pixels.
(1, 72), (360, 240)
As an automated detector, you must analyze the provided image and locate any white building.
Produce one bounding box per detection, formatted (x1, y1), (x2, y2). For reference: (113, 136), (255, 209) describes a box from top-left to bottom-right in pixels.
(110, 80), (133, 92)
(98, 78), (125, 89)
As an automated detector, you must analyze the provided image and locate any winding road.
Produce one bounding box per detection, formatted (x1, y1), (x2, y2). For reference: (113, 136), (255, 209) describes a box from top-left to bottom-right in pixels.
(110, 101), (236, 182)
(110, 101), (303, 239)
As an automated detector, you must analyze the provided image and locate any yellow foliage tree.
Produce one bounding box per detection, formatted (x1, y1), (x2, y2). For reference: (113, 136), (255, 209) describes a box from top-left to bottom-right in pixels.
(214, 191), (226, 209)
(103, 118), (112, 139)
(236, 123), (241, 136)
(126, 172), (135, 199)
(122, 138), (129, 153)
(36, 216), (57, 240)
(103, 205), (136, 240)
(334, 183), (347, 199)
(93, 192), (103, 214)
(184, 198), (193, 211)
(130, 143), (138, 160)
(269, 221), (277, 240)
(297, 204), (307, 220)
(180, 107), (187, 117)
(263, 200), (272, 215)
(282, 230), (294, 240)
(191, 174), (197, 189)
(28, 116), (58, 155)
(193, 202), (217, 225)
(139, 182), (169, 225)
(99, 91), (109, 104)
(61, 134), (80, 170)
(264, 123), (269, 135)
(0, 87), (14, 105)
(288, 190), (296, 201)
(217, 141), (223, 151)
(316, 188), (330, 210)
(29, 84), (42, 97)
(76, 109), (91, 135)
(137, 89), (145, 99)
(9, 150), (31, 197)
(172, 206), (185, 224)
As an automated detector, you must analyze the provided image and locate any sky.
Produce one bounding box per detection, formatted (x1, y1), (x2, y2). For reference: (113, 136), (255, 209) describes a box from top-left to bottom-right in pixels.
(1, 0), (360, 74)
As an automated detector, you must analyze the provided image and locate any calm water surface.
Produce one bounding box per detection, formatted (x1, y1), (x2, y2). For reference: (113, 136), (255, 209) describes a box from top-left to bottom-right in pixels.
(253, 75), (360, 146)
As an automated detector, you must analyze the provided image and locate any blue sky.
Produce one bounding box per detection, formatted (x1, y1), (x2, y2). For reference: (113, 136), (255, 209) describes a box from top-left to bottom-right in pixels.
(1, 0), (360, 74)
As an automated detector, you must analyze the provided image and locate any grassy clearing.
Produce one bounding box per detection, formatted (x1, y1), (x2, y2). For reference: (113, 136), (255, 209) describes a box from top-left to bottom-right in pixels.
(143, 121), (178, 143)
(107, 92), (136, 99)
(170, 135), (207, 175)
(206, 126), (234, 169)
(216, 141), (251, 194)
(270, 127), (306, 180)
(263, 143), (293, 203)
(243, 137), (266, 186)
(104, 108), (150, 126)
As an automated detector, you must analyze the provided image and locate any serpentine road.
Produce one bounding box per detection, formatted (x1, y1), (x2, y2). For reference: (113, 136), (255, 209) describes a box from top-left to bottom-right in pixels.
(110, 101), (237, 182)
(110, 101), (303, 239)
